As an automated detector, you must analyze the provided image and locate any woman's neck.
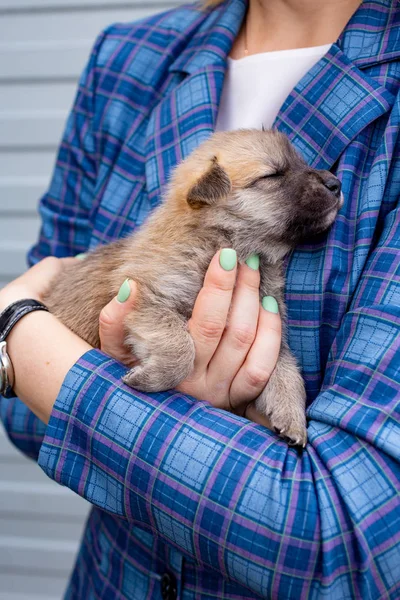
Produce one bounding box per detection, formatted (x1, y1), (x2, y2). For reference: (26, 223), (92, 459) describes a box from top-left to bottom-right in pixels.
(230, 0), (363, 58)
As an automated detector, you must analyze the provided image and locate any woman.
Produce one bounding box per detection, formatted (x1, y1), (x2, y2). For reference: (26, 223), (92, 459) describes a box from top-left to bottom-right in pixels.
(1, 0), (399, 598)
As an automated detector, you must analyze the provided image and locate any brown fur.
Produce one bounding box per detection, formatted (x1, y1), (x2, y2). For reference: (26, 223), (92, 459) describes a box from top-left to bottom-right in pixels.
(44, 129), (343, 446)
(203, 0), (224, 7)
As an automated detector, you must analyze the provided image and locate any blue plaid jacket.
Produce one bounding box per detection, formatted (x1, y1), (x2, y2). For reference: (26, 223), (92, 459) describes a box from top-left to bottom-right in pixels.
(1, 0), (400, 598)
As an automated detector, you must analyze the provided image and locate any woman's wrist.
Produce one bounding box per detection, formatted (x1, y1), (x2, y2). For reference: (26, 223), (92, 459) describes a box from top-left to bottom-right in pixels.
(0, 259), (92, 423)
(5, 309), (92, 422)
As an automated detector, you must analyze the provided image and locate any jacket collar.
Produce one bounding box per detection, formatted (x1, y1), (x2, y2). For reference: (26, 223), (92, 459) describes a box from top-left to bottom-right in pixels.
(170, 0), (400, 75)
(339, 0), (400, 68)
(169, 0), (246, 75)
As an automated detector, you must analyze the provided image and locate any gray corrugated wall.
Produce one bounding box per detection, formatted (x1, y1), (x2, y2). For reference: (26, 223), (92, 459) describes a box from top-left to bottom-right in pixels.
(0, 2), (182, 598)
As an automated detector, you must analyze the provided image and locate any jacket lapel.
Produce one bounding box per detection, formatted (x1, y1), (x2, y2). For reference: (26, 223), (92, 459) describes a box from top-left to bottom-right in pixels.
(274, 44), (395, 170)
(275, 0), (398, 167)
(144, 0), (246, 207)
(144, 64), (226, 207)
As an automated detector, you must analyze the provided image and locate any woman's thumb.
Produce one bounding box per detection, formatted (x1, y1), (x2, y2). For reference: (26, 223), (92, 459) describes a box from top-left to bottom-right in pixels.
(99, 279), (137, 364)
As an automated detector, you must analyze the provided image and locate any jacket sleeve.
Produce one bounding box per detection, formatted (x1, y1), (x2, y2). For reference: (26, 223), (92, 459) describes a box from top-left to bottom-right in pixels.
(37, 200), (400, 597)
(0, 31), (107, 460)
(28, 29), (106, 263)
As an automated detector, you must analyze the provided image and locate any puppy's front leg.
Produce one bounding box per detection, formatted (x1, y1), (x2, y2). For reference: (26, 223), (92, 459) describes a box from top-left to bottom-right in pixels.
(257, 263), (307, 446)
(122, 306), (195, 393)
(255, 342), (307, 447)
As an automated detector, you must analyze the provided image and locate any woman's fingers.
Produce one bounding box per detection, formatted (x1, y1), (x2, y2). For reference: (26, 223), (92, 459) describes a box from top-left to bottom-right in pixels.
(26, 256), (74, 284)
(1, 256), (78, 307)
(99, 279), (138, 365)
(187, 249), (237, 377)
(229, 297), (282, 412)
(207, 258), (260, 392)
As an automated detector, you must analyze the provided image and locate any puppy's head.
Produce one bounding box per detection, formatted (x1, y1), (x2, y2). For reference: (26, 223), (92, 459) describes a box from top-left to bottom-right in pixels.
(171, 129), (343, 254)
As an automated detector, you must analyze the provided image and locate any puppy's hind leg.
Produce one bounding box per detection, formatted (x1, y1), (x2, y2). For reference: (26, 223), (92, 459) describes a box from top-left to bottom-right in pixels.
(122, 307), (195, 393)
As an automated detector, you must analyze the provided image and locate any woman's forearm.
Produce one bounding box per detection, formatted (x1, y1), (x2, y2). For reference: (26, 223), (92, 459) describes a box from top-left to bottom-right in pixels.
(0, 258), (92, 423)
(5, 311), (91, 423)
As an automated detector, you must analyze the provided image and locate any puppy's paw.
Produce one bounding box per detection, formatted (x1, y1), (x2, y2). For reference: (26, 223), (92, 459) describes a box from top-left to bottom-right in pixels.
(123, 365), (154, 392)
(256, 364), (307, 448)
(272, 417), (307, 449)
(122, 361), (186, 393)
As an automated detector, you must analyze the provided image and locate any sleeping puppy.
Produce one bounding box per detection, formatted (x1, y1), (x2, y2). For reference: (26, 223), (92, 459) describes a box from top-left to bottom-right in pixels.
(44, 129), (343, 447)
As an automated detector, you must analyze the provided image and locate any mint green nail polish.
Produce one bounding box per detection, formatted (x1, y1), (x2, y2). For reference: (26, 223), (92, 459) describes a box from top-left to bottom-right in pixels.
(219, 248), (237, 271)
(262, 296), (279, 314)
(76, 253), (87, 260)
(245, 254), (259, 270)
(117, 279), (131, 303)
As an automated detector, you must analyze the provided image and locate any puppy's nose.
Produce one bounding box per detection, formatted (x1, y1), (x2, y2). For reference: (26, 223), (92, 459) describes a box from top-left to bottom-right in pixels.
(323, 177), (341, 198)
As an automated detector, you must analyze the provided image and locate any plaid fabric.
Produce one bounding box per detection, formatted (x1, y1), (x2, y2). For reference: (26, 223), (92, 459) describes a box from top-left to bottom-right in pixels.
(2, 0), (400, 598)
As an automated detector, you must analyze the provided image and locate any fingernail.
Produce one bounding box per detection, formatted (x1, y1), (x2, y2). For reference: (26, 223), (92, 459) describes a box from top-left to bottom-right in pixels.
(262, 296), (279, 314)
(245, 254), (259, 270)
(219, 248), (237, 271)
(76, 253), (88, 260)
(117, 278), (131, 303)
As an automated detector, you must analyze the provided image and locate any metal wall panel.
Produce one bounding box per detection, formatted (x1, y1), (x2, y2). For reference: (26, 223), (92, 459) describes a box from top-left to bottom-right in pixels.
(0, 1), (182, 597)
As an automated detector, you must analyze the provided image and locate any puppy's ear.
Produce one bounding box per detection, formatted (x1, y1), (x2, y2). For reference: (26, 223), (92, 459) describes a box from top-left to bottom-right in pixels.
(187, 157), (231, 209)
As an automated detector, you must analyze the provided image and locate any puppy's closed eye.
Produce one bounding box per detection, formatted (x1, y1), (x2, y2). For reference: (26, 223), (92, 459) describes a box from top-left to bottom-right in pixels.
(260, 171), (285, 179)
(250, 171), (285, 186)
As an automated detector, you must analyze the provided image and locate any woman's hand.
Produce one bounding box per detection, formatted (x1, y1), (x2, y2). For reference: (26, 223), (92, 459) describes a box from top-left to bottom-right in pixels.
(99, 250), (282, 426)
(0, 256), (76, 312)
(180, 250), (281, 423)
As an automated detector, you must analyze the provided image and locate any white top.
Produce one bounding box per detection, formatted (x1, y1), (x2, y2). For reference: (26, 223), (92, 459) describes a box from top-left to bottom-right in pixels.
(215, 44), (331, 132)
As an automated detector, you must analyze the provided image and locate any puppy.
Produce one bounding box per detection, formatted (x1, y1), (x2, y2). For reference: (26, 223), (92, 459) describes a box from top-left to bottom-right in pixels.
(44, 129), (343, 446)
